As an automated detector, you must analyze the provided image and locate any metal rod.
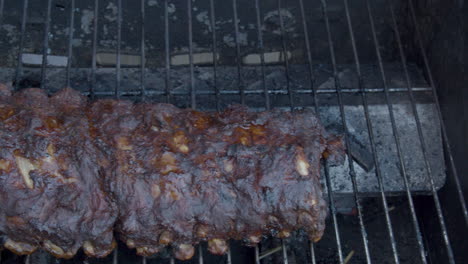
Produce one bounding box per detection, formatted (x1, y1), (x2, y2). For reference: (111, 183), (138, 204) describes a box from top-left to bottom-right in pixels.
(164, 0), (171, 103)
(72, 86), (430, 97)
(40, 0), (52, 91)
(231, 0), (244, 104)
(90, 0), (99, 99)
(298, 0), (342, 262)
(187, 0), (195, 109)
(113, 248), (118, 264)
(66, 0), (75, 87)
(115, 0), (122, 98)
(199, 244), (204, 264)
(0, 0), (5, 26)
(226, 243), (232, 264)
(384, 0), (463, 262)
(320, 0), (371, 262)
(24, 255), (30, 264)
(254, 245), (260, 264)
(341, 0), (401, 262)
(324, 164), (344, 262)
(254, 0), (269, 109)
(298, 0), (316, 103)
(353, 0), (427, 263)
(142, 256), (146, 264)
(309, 242), (316, 264)
(170, 257), (175, 264)
(140, 0), (146, 100)
(14, 0), (29, 91)
(385, 4), (428, 262)
(277, 0), (293, 111)
(258, 246), (282, 260)
(281, 240), (288, 264)
(408, 0), (468, 226)
(209, 0), (220, 111)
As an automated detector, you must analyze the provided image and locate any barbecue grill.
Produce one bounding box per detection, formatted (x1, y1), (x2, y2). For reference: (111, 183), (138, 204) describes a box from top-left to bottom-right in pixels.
(0, 0), (466, 263)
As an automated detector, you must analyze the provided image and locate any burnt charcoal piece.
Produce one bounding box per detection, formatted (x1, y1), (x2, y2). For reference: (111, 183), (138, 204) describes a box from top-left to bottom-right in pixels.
(0, 85), (117, 258)
(90, 100), (344, 260)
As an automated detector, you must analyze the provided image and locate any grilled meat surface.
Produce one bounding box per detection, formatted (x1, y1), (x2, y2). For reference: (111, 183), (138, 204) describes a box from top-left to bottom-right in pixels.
(0, 85), (344, 260)
(0, 85), (117, 258)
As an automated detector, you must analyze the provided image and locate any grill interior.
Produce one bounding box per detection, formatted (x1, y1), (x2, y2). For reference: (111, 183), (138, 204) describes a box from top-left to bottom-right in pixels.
(0, 0), (466, 263)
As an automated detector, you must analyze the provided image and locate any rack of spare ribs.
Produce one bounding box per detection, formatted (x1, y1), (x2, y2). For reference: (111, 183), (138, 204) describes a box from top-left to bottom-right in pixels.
(0, 85), (344, 260)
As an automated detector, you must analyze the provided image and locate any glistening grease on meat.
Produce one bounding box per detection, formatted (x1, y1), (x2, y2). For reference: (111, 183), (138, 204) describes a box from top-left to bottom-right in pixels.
(0, 85), (344, 260)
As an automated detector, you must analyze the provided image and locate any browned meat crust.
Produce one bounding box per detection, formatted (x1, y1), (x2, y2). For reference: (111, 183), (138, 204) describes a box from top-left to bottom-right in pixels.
(0, 86), (344, 260)
(0, 86), (117, 258)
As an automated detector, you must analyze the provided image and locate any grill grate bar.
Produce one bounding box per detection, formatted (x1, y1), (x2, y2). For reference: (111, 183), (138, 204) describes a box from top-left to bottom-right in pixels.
(90, 0), (99, 99)
(408, 0), (468, 227)
(231, 0), (245, 104)
(14, 0), (28, 92)
(209, 0), (220, 111)
(281, 240), (289, 264)
(298, 0), (343, 262)
(164, 0), (171, 103)
(227, 244), (232, 264)
(277, 0), (293, 111)
(140, 0), (146, 100)
(320, 0), (372, 263)
(199, 244), (204, 264)
(40, 0), (52, 91)
(113, 246), (118, 264)
(187, 0), (196, 109)
(353, 0), (428, 262)
(142, 256), (146, 264)
(310, 242), (316, 264)
(254, 245), (260, 264)
(0, 0), (4, 27)
(115, 0), (122, 98)
(74, 87), (430, 98)
(343, 0), (404, 262)
(384, 4), (428, 262)
(65, 0), (75, 88)
(254, 0), (270, 110)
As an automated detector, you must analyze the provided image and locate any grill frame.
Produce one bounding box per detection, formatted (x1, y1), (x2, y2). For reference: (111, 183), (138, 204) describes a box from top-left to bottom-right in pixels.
(0, 0), (466, 263)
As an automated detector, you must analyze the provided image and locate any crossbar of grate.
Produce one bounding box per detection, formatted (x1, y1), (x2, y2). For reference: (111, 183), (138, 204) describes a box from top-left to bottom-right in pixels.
(407, 0), (468, 227)
(75, 87), (431, 98)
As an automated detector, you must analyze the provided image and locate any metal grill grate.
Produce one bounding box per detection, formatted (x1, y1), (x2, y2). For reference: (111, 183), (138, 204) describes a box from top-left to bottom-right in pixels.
(0, 0), (466, 263)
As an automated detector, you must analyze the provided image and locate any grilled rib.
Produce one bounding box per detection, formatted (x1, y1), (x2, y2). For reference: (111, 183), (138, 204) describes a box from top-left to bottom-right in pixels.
(0, 85), (344, 260)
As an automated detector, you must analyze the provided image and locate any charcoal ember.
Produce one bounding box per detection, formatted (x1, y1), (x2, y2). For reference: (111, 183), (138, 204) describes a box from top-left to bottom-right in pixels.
(90, 101), (342, 260)
(0, 86), (117, 258)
